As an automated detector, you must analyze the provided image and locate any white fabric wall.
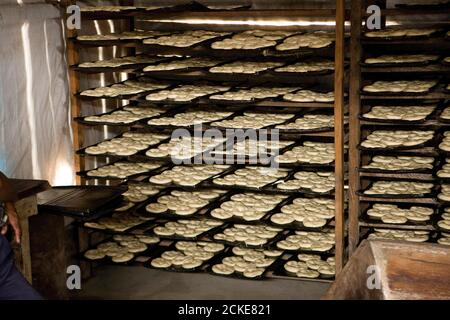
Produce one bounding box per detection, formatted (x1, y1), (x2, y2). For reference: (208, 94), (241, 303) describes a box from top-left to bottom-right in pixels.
(0, 2), (74, 185)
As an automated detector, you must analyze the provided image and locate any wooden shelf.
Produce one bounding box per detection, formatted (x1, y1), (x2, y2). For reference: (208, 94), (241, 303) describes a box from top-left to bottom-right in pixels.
(362, 64), (450, 74)
(349, 0), (450, 257)
(81, 9), (348, 21)
(359, 172), (434, 181)
(359, 220), (435, 231)
(64, 0), (349, 277)
(358, 196), (438, 205)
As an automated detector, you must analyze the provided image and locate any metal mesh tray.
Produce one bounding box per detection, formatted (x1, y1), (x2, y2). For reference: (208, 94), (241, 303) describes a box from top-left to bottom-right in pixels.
(37, 185), (127, 219)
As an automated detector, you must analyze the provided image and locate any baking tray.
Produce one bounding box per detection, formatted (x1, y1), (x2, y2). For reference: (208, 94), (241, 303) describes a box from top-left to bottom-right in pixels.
(359, 100), (441, 124)
(274, 230), (335, 255)
(205, 58), (291, 77)
(360, 79), (441, 96)
(281, 86), (339, 104)
(143, 104), (246, 131)
(436, 232), (450, 246)
(263, 167), (337, 196)
(436, 182), (450, 205)
(75, 104), (176, 127)
(432, 156), (450, 181)
(361, 29), (445, 42)
(206, 250), (280, 281)
(359, 150), (438, 174)
(395, 2), (450, 9)
(269, 252), (335, 282)
(142, 33), (233, 53)
(360, 227), (438, 245)
(201, 191), (294, 225)
(81, 215), (159, 236)
(358, 125), (438, 152)
(265, 198), (336, 232)
(205, 165), (293, 193)
(438, 106), (450, 124)
(146, 164), (237, 190)
(80, 2), (209, 20)
(274, 108), (340, 135)
(208, 86), (302, 105)
(76, 131), (172, 158)
(140, 81), (235, 105)
(37, 185), (127, 220)
(434, 207), (450, 233)
(71, 55), (171, 74)
(76, 79), (175, 101)
(147, 218), (228, 242)
(208, 224), (288, 250)
(204, 4), (252, 11)
(274, 135), (337, 168)
(269, 35), (336, 57)
(77, 160), (169, 182)
(144, 242), (228, 273)
(205, 106), (301, 132)
(135, 134), (233, 167)
(360, 54), (441, 68)
(357, 178), (438, 199)
(135, 188), (232, 221)
(140, 57), (234, 76)
(359, 202), (438, 230)
(271, 58), (337, 77)
(203, 136), (297, 168)
(79, 235), (160, 266)
(435, 129), (450, 156)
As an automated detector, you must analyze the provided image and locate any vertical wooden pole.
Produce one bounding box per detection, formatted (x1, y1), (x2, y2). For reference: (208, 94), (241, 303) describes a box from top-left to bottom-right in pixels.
(64, 1), (84, 185)
(334, 0), (346, 274)
(348, 0), (363, 256)
(63, 1), (91, 278)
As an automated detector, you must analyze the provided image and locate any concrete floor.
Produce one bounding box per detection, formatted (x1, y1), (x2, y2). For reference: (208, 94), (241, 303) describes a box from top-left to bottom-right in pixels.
(72, 265), (330, 300)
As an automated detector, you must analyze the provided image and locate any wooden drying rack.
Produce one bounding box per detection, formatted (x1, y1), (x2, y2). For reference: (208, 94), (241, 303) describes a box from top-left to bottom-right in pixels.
(63, 0), (348, 275)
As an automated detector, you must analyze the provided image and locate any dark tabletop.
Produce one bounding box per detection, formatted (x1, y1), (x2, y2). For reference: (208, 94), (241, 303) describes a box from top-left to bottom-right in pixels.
(10, 179), (51, 201)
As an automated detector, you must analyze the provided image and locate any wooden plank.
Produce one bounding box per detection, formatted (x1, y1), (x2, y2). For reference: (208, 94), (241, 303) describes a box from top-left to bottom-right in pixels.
(348, 0), (363, 256)
(370, 241), (450, 300)
(64, 1), (84, 186)
(324, 240), (450, 300)
(29, 213), (69, 299)
(359, 172), (434, 180)
(13, 196), (38, 283)
(9, 179), (50, 201)
(323, 240), (382, 299)
(358, 196), (438, 205)
(334, 0), (346, 274)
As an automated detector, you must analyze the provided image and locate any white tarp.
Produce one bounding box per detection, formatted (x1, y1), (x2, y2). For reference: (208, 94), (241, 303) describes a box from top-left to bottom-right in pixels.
(0, 2), (74, 185)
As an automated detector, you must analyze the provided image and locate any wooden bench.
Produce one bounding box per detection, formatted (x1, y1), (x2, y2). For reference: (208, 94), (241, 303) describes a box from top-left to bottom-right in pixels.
(9, 179), (50, 283)
(324, 239), (450, 300)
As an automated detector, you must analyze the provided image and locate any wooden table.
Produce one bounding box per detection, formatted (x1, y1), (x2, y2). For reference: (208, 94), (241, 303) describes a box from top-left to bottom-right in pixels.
(324, 240), (450, 300)
(9, 179), (50, 283)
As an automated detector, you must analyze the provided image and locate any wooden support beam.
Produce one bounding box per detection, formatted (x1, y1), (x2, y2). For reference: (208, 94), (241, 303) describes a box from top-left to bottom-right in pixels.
(64, 1), (84, 185)
(334, 0), (346, 274)
(348, 0), (363, 256)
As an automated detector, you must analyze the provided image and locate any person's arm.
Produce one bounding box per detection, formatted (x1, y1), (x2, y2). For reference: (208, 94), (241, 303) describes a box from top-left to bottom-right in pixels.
(0, 172), (21, 244)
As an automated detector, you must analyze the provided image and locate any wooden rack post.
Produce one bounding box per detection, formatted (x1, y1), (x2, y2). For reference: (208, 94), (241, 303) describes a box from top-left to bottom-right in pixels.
(348, 0), (363, 256)
(334, 0), (346, 274)
(64, 0), (84, 186)
(62, 1), (351, 282)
